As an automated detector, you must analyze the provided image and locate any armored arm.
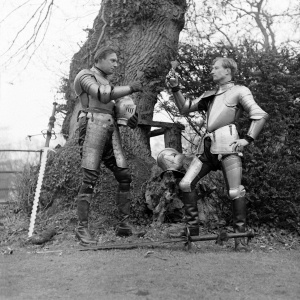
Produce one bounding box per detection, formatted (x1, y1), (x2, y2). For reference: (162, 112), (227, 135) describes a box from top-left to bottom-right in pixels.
(171, 89), (199, 114)
(239, 87), (269, 140)
(167, 73), (208, 114)
(172, 89), (214, 115)
(75, 70), (142, 104)
(74, 70), (111, 104)
(111, 86), (132, 100)
(111, 80), (142, 100)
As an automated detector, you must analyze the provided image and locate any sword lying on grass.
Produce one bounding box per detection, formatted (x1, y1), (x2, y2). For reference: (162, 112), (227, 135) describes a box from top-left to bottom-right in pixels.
(79, 229), (255, 251)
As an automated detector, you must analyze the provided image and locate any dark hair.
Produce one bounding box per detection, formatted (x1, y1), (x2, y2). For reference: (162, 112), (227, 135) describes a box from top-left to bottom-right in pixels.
(212, 57), (238, 78)
(94, 47), (117, 63)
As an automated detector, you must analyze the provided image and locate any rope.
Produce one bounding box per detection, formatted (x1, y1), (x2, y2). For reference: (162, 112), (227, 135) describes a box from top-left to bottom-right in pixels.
(28, 147), (49, 237)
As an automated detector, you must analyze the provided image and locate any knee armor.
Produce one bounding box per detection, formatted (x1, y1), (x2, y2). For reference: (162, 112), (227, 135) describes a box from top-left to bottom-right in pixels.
(179, 156), (204, 192)
(228, 185), (246, 200)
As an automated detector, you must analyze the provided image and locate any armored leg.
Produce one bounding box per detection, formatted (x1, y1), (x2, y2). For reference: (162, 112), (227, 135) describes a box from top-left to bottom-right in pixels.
(222, 155), (249, 250)
(168, 156), (211, 238)
(75, 168), (99, 245)
(76, 113), (111, 244)
(104, 155), (132, 236)
(75, 193), (97, 245)
(109, 165), (145, 237)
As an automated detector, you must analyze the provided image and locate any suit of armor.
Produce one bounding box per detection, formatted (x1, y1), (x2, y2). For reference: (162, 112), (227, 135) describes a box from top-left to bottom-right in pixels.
(177, 82), (269, 193)
(170, 81), (269, 247)
(74, 65), (141, 243)
(74, 66), (131, 172)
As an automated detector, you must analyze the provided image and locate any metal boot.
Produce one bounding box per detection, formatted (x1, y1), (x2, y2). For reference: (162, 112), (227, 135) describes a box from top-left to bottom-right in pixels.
(232, 196), (249, 251)
(75, 194), (97, 245)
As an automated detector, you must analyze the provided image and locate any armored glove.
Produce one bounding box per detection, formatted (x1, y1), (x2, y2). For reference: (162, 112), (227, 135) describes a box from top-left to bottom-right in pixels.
(127, 112), (139, 129)
(130, 80), (143, 93)
(165, 71), (179, 88)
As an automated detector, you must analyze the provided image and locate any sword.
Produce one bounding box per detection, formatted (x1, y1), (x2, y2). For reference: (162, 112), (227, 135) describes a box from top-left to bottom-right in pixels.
(78, 229), (255, 251)
(28, 102), (57, 238)
(28, 148), (49, 237)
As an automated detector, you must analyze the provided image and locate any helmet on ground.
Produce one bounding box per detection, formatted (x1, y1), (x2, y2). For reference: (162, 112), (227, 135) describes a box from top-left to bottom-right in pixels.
(157, 148), (185, 178)
(115, 96), (137, 126)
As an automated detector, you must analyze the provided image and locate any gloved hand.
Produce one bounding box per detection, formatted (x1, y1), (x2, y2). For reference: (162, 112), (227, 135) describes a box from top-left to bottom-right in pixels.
(165, 70), (179, 88)
(130, 80), (143, 93)
(127, 112), (139, 129)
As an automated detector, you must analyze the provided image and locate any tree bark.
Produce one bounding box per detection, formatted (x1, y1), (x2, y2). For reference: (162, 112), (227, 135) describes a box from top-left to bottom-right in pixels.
(63, 0), (187, 160)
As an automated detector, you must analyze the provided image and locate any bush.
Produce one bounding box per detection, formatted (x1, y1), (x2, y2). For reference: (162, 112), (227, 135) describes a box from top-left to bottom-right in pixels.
(158, 43), (300, 232)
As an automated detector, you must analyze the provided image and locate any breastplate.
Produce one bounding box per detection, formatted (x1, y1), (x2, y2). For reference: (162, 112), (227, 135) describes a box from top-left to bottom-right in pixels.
(207, 85), (243, 132)
(88, 67), (115, 112)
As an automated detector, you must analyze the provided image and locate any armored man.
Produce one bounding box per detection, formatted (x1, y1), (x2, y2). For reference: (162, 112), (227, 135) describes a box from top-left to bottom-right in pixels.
(74, 47), (142, 245)
(166, 57), (269, 250)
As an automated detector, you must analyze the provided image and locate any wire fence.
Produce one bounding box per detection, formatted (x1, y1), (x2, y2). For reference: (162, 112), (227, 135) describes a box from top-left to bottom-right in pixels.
(0, 149), (43, 204)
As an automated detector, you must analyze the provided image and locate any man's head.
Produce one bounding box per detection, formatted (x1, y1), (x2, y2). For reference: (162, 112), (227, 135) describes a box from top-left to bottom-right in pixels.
(211, 57), (237, 84)
(94, 47), (118, 75)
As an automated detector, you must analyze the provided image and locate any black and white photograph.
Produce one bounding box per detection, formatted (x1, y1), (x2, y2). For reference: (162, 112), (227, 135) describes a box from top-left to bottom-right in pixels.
(1, 1), (300, 299)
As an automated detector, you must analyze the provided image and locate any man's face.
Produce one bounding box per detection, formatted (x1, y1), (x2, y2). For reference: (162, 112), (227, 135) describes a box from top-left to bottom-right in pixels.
(210, 59), (230, 84)
(95, 53), (118, 75)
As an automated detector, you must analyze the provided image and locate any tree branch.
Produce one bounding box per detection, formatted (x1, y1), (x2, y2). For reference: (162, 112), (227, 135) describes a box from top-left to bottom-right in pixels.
(1, 0), (54, 69)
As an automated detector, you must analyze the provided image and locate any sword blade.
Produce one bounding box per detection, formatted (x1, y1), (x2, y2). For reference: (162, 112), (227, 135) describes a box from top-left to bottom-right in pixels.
(79, 238), (185, 251)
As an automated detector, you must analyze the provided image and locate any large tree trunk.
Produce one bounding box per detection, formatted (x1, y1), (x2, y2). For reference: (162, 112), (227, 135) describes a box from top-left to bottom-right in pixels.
(63, 0), (187, 161)
(53, 0), (187, 225)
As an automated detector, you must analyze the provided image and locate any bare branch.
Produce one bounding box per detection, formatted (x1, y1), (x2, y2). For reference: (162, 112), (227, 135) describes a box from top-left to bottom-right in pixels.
(1, 0), (48, 57)
(1, 0), (54, 69)
(0, 0), (30, 25)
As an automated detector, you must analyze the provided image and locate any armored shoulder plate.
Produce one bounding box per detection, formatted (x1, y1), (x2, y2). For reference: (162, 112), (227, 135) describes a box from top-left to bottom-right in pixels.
(202, 89), (217, 99)
(74, 69), (95, 96)
(236, 85), (251, 96)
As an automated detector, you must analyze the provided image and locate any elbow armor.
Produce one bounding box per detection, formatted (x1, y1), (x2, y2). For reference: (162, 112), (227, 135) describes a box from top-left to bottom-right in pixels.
(247, 116), (269, 139)
(74, 69), (113, 104)
(172, 91), (191, 114)
(74, 69), (134, 105)
(239, 87), (269, 139)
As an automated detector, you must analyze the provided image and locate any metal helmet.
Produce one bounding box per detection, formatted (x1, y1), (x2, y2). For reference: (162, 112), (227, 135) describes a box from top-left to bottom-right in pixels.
(115, 96), (137, 126)
(157, 148), (185, 177)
